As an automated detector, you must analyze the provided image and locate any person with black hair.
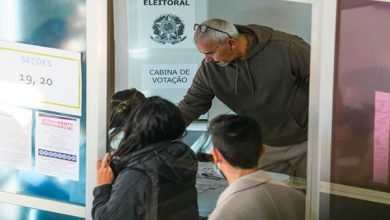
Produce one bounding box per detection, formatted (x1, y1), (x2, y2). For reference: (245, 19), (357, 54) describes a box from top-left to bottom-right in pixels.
(108, 88), (145, 153)
(207, 114), (305, 220)
(92, 96), (199, 220)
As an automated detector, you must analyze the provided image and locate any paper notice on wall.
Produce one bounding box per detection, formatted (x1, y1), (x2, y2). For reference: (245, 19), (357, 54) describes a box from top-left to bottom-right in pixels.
(141, 63), (198, 89)
(0, 41), (82, 116)
(0, 105), (32, 170)
(136, 0), (196, 48)
(35, 112), (80, 181)
(373, 91), (390, 184)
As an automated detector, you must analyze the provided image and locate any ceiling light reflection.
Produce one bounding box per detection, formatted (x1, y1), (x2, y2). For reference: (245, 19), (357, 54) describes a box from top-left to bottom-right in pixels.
(128, 48), (150, 60)
(0, 81), (44, 109)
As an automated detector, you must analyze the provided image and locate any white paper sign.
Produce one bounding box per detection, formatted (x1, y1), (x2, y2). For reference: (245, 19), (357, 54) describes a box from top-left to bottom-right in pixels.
(35, 112), (80, 181)
(0, 105), (32, 170)
(0, 41), (82, 116)
(136, 0), (196, 48)
(373, 91), (390, 184)
(141, 63), (198, 89)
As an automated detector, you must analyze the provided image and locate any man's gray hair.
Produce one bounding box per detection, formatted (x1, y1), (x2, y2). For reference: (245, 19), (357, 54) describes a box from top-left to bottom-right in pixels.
(194, 18), (239, 43)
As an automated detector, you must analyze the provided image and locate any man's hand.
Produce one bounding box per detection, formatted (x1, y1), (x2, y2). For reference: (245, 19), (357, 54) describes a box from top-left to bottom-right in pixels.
(96, 153), (114, 186)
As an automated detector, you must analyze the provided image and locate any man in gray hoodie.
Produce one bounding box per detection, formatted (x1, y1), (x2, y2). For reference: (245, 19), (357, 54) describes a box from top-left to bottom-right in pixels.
(178, 18), (310, 177)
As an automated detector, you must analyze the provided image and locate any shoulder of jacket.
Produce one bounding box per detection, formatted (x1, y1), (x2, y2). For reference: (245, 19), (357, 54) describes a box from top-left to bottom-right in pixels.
(119, 165), (149, 179)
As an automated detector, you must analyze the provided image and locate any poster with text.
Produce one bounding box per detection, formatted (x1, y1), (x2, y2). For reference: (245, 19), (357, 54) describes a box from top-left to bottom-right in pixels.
(0, 41), (82, 116)
(35, 112), (80, 181)
(136, 0), (195, 48)
(0, 105), (32, 170)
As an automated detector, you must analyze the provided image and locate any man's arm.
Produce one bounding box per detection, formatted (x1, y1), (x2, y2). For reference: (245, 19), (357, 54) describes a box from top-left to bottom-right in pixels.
(178, 63), (215, 126)
(289, 37), (310, 79)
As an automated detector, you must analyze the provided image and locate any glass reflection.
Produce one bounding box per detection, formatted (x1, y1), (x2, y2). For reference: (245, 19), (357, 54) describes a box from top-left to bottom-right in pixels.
(0, 203), (83, 220)
(0, 0), (21, 41)
(0, 1), (87, 214)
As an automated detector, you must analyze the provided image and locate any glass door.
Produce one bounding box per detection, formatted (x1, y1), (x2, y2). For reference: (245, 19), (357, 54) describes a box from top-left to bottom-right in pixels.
(309, 0), (390, 219)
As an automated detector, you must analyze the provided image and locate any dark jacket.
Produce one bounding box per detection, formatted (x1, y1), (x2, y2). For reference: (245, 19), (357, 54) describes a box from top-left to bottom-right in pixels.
(178, 24), (310, 146)
(92, 141), (199, 220)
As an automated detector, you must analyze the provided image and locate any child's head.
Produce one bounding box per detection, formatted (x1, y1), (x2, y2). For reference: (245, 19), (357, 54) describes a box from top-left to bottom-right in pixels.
(108, 89), (145, 151)
(109, 88), (145, 130)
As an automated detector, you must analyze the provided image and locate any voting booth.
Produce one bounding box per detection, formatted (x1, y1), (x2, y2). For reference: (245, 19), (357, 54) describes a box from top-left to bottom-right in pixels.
(113, 0), (312, 218)
(1, 0), (389, 219)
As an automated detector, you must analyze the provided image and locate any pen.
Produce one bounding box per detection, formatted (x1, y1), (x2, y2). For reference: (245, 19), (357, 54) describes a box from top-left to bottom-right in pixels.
(201, 172), (222, 180)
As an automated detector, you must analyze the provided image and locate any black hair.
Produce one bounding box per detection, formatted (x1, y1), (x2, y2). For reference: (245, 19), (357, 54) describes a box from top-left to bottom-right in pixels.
(208, 114), (262, 169)
(108, 89), (145, 151)
(113, 96), (186, 158)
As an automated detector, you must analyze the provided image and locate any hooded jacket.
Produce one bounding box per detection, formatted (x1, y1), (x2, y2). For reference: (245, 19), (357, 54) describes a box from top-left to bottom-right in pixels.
(92, 141), (199, 220)
(178, 25), (310, 146)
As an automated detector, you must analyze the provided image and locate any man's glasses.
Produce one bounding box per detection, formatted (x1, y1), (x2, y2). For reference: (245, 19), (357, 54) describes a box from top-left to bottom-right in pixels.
(194, 24), (232, 39)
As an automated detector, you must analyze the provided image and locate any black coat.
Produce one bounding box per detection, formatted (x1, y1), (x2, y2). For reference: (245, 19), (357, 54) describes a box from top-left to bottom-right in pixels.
(92, 141), (199, 220)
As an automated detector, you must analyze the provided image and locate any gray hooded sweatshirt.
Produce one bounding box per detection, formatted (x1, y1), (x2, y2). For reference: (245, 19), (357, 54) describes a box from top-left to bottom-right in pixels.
(178, 24), (310, 146)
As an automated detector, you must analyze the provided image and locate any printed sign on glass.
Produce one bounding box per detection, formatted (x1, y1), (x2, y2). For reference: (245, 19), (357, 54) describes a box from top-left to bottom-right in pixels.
(136, 0), (195, 48)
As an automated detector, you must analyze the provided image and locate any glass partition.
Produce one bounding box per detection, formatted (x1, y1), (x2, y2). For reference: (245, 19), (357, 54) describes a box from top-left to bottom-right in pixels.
(114, 0), (311, 218)
(0, 0), (86, 208)
(316, 0), (390, 219)
(331, 0), (390, 193)
(114, 0), (312, 120)
(0, 203), (82, 220)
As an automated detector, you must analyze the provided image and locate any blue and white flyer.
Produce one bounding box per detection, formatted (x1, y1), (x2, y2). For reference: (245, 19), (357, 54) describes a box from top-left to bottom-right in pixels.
(35, 112), (80, 181)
